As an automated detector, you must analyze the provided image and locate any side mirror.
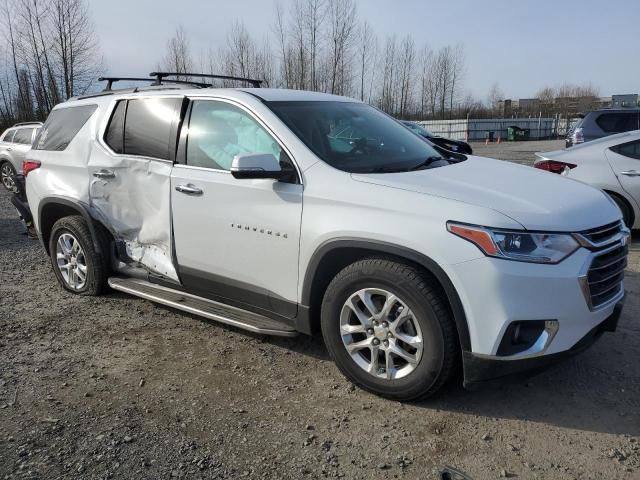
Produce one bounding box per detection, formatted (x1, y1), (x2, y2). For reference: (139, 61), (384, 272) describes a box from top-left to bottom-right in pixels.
(230, 153), (284, 180)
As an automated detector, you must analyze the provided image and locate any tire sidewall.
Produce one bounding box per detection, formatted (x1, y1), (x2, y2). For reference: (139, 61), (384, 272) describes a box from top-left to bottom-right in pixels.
(49, 221), (95, 295)
(610, 194), (633, 229)
(321, 265), (447, 399)
(1, 161), (17, 192)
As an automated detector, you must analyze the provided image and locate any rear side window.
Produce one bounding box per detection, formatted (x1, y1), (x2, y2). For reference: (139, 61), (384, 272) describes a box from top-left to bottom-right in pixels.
(596, 113), (638, 133)
(122, 98), (183, 160)
(34, 105), (97, 151)
(13, 128), (34, 145)
(612, 140), (640, 160)
(2, 129), (15, 143)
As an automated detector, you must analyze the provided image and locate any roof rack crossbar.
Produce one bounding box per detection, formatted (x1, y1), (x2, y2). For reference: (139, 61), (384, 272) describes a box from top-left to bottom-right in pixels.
(149, 72), (263, 88)
(98, 76), (212, 92)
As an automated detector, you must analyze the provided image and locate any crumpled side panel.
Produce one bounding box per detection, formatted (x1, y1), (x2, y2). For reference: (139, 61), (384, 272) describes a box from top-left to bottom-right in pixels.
(88, 153), (178, 281)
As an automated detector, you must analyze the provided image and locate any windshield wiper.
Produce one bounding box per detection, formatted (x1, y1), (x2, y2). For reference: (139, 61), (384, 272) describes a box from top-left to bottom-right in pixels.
(407, 156), (446, 171)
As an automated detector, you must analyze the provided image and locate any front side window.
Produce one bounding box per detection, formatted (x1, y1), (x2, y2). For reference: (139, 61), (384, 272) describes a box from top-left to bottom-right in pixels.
(13, 128), (34, 145)
(123, 97), (183, 160)
(268, 101), (450, 173)
(186, 100), (282, 171)
(34, 104), (97, 151)
(612, 140), (640, 160)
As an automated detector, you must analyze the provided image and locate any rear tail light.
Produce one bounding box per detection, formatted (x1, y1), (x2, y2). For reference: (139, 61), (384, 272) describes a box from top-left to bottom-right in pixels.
(23, 159), (41, 176)
(572, 127), (584, 144)
(534, 160), (577, 175)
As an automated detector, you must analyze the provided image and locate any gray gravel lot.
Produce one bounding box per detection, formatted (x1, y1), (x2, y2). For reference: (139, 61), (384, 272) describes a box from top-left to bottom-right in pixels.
(1, 141), (639, 479)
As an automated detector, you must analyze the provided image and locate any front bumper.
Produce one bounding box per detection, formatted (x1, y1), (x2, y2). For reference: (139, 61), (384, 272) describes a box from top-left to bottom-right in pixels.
(462, 299), (623, 388)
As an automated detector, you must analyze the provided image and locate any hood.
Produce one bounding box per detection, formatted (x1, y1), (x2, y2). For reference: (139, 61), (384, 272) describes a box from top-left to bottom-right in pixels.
(352, 156), (621, 232)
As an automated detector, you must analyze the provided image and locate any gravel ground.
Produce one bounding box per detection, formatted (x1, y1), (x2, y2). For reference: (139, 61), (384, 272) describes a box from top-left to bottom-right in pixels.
(1, 142), (639, 479)
(470, 139), (566, 165)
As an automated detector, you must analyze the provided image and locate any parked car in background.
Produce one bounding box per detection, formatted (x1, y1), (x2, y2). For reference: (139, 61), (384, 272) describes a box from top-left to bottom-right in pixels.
(401, 120), (473, 154)
(535, 130), (640, 229)
(24, 74), (627, 400)
(566, 108), (640, 148)
(0, 121), (42, 191)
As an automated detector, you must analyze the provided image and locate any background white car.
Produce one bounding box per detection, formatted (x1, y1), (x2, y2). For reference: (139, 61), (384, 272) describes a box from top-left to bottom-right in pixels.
(535, 130), (640, 229)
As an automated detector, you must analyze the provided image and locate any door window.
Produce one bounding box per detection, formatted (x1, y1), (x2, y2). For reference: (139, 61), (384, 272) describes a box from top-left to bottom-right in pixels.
(611, 140), (640, 160)
(13, 128), (34, 145)
(186, 100), (282, 170)
(104, 100), (126, 153)
(123, 98), (183, 160)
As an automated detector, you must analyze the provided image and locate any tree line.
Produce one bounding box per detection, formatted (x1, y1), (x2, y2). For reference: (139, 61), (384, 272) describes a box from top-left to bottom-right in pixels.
(160, 0), (468, 120)
(0, 0), (608, 130)
(0, 0), (101, 126)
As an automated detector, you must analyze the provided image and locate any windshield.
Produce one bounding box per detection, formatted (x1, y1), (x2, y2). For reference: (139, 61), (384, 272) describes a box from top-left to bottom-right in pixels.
(267, 101), (450, 173)
(402, 121), (435, 137)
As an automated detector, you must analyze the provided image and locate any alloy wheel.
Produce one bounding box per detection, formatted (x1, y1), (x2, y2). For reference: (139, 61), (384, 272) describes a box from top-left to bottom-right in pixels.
(1, 163), (16, 191)
(55, 233), (88, 290)
(340, 288), (423, 380)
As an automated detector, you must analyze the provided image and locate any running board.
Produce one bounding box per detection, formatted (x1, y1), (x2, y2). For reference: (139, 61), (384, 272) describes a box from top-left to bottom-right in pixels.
(107, 277), (297, 337)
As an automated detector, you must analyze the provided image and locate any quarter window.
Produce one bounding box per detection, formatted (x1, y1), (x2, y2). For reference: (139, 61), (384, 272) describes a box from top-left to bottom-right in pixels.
(34, 105), (97, 151)
(123, 98), (183, 160)
(612, 140), (640, 160)
(186, 100), (282, 171)
(2, 129), (15, 143)
(596, 113), (638, 133)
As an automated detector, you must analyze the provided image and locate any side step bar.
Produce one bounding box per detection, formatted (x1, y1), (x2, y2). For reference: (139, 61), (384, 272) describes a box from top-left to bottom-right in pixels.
(108, 277), (297, 337)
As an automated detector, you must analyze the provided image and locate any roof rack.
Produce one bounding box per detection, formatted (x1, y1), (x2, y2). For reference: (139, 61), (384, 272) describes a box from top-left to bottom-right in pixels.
(98, 76), (211, 92)
(149, 72), (263, 88)
(14, 121), (43, 126)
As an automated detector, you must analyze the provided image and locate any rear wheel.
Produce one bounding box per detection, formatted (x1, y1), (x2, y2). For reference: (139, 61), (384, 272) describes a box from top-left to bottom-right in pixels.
(48, 216), (109, 295)
(1, 161), (16, 191)
(321, 258), (458, 401)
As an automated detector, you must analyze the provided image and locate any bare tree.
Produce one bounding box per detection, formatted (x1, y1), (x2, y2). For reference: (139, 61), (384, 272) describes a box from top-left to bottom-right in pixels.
(356, 20), (375, 102)
(486, 82), (504, 111)
(160, 26), (193, 81)
(327, 0), (356, 95)
(397, 35), (415, 117)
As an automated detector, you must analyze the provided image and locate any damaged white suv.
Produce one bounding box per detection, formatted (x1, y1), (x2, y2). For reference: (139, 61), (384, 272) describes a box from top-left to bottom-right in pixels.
(25, 74), (629, 400)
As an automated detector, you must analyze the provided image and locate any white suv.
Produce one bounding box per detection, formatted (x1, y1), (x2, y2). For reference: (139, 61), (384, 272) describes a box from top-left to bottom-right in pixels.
(0, 122), (42, 191)
(25, 75), (629, 400)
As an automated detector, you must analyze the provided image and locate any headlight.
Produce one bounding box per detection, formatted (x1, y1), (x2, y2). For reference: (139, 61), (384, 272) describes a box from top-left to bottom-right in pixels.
(447, 222), (580, 264)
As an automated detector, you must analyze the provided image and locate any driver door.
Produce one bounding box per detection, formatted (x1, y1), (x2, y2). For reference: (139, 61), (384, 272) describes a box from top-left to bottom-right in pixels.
(171, 99), (303, 317)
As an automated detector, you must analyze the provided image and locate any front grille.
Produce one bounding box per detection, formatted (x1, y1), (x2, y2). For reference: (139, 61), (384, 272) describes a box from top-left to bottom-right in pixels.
(586, 244), (628, 308)
(579, 221), (623, 246)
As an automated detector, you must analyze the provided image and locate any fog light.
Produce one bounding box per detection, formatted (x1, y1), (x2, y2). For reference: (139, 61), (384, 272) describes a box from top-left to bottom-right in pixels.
(496, 320), (558, 356)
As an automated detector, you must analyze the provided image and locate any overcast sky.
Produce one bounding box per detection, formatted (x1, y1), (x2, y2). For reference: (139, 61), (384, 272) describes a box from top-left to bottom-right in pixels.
(89, 0), (640, 100)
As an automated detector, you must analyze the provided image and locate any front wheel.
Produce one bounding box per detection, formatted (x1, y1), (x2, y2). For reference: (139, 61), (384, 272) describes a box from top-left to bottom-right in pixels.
(321, 258), (458, 401)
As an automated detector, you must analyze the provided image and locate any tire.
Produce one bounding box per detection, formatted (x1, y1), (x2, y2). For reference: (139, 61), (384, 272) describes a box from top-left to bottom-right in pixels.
(321, 258), (458, 401)
(48, 215), (109, 296)
(608, 193), (634, 229)
(1, 161), (16, 192)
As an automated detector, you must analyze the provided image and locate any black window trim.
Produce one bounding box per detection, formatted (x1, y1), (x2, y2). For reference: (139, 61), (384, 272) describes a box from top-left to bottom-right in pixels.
(610, 138), (640, 160)
(175, 96), (302, 184)
(99, 94), (186, 164)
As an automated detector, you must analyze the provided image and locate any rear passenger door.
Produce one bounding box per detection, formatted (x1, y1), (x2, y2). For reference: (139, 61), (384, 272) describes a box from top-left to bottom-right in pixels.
(90, 96), (186, 282)
(607, 139), (640, 207)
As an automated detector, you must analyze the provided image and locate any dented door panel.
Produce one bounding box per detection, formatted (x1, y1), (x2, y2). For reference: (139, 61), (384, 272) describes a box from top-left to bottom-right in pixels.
(88, 145), (179, 281)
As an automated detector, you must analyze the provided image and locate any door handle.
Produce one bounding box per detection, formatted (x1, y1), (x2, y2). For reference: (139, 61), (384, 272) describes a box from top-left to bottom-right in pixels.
(620, 170), (640, 177)
(92, 169), (115, 179)
(175, 184), (203, 195)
